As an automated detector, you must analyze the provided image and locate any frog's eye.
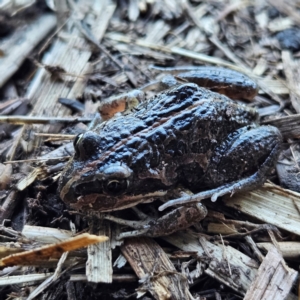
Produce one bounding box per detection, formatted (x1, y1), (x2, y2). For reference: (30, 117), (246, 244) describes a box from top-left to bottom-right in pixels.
(104, 179), (128, 195)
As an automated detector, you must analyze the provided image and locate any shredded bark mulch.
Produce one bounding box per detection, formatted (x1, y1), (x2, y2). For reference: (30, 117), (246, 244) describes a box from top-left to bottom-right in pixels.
(0, 1), (300, 299)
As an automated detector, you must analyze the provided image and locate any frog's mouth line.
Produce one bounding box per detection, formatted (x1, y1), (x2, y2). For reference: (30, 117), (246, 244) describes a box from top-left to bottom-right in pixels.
(73, 190), (168, 212)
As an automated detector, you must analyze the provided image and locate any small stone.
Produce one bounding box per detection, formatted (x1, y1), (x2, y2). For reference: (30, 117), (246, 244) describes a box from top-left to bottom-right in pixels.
(276, 28), (300, 52)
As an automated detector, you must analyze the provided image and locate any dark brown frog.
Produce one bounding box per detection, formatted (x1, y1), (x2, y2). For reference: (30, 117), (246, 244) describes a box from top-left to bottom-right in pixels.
(58, 69), (282, 238)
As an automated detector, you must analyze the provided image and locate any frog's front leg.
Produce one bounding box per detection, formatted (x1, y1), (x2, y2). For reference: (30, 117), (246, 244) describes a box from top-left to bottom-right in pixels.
(160, 125), (282, 211)
(104, 202), (207, 239)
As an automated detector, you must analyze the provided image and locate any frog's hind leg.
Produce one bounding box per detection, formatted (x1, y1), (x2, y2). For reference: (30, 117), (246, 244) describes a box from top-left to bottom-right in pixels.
(159, 125), (282, 211)
(105, 202), (207, 239)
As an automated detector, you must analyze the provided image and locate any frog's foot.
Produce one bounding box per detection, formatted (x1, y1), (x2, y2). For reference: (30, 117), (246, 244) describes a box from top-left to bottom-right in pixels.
(105, 203), (207, 239)
(159, 178), (259, 211)
(159, 126), (282, 211)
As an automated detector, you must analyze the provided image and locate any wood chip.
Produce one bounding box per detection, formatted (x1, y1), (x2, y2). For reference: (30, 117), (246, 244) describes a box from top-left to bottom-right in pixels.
(86, 217), (113, 283)
(244, 246), (298, 300)
(264, 114), (300, 139)
(0, 14), (56, 88)
(164, 232), (258, 295)
(8, 0), (116, 161)
(282, 50), (300, 113)
(257, 242), (300, 259)
(121, 237), (193, 300)
(223, 184), (300, 236)
(1, 1), (300, 298)
(0, 233), (108, 267)
(22, 225), (73, 244)
(0, 273), (53, 286)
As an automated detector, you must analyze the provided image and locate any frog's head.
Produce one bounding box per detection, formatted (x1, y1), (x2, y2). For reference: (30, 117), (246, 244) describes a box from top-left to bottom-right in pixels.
(58, 131), (167, 212)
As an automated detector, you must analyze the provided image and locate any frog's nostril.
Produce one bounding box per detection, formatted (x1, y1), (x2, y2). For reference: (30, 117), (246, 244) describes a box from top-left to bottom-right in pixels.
(73, 133), (83, 156)
(74, 131), (101, 159)
(179, 92), (187, 100)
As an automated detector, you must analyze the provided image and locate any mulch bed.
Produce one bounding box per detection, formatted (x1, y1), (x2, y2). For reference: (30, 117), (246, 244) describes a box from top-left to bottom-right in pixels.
(0, 0), (299, 299)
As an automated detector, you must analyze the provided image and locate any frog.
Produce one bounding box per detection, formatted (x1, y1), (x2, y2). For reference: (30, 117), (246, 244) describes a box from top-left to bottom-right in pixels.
(58, 68), (282, 238)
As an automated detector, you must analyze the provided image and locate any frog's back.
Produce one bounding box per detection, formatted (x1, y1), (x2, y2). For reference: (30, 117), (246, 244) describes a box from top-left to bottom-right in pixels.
(89, 84), (259, 191)
(95, 84), (258, 151)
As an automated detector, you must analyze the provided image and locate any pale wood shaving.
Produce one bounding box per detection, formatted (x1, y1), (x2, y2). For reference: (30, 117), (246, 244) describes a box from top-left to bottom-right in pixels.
(223, 183), (300, 236)
(86, 217), (113, 283)
(268, 17), (294, 32)
(207, 222), (238, 235)
(164, 232), (258, 295)
(27, 252), (69, 300)
(8, 0), (116, 161)
(121, 237), (193, 300)
(22, 225), (73, 244)
(0, 272), (53, 286)
(264, 114), (300, 138)
(282, 50), (300, 113)
(0, 233), (108, 267)
(244, 246), (297, 300)
(268, 0), (300, 26)
(257, 242), (300, 259)
(0, 14), (56, 88)
(0, 1), (300, 298)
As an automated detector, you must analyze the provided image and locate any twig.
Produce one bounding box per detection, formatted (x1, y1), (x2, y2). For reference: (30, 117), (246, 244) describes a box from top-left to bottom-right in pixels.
(4, 156), (70, 164)
(220, 234), (232, 276)
(34, 133), (75, 139)
(0, 116), (92, 125)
